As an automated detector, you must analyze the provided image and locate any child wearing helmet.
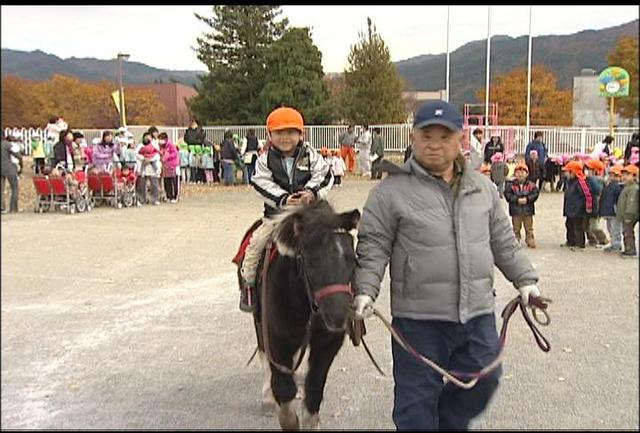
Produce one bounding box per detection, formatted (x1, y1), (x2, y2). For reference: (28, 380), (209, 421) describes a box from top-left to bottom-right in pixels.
(504, 163), (539, 248)
(617, 164), (639, 257)
(584, 159), (609, 247)
(238, 106), (334, 312)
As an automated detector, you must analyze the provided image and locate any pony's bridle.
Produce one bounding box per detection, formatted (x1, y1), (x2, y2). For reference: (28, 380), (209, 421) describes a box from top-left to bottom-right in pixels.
(297, 253), (354, 314)
(260, 233), (355, 376)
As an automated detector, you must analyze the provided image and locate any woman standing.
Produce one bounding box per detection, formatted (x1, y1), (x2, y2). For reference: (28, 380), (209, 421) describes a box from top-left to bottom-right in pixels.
(52, 130), (75, 170)
(159, 132), (179, 203)
(135, 132), (160, 206)
(92, 131), (121, 172)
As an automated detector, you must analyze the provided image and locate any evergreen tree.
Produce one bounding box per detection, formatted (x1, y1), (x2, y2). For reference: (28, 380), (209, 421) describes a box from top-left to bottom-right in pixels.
(189, 6), (288, 124)
(259, 27), (334, 124)
(342, 18), (406, 125)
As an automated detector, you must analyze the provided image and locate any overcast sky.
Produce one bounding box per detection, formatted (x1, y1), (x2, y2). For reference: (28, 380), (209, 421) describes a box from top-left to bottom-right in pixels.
(1, 5), (638, 73)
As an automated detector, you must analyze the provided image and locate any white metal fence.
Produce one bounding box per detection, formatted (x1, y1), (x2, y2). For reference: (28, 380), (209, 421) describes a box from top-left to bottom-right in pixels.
(5, 124), (637, 157)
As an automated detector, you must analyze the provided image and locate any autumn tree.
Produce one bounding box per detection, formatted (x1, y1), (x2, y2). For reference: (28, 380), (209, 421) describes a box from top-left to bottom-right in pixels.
(189, 6), (288, 124)
(607, 36), (639, 120)
(476, 65), (572, 126)
(1, 75), (37, 127)
(342, 17), (406, 125)
(1, 74), (169, 129)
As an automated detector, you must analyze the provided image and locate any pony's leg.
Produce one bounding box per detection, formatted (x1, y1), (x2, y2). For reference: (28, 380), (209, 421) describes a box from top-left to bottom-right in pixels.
(258, 351), (276, 416)
(301, 330), (345, 429)
(270, 340), (302, 430)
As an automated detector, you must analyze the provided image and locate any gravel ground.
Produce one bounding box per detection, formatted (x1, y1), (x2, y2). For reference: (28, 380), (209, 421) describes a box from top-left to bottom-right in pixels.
(1, 175), (638, 429)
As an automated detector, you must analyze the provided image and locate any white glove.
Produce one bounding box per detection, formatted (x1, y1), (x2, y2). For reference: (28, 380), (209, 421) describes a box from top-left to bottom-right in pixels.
(517, 284), (541, 306)
(353, 294), (374, 319)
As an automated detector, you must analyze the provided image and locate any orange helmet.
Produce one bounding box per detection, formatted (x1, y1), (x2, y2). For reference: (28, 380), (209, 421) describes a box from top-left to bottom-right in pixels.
(266, 106), (304, 132)
(585, 159), (605, 174)
(622, 164), (639, 176)
(610, 165), (623, 176)
(514, 163), (529, 173)
(563, 160), (584, 174)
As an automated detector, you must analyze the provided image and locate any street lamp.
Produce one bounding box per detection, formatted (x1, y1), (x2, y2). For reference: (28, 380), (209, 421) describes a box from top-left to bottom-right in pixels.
(117, 52), (130, 127)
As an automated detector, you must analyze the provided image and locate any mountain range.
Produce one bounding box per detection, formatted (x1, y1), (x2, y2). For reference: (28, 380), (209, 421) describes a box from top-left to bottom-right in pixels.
(1, 19), (637, 107)
(0, 49), (204, 87)
(396, 19), (638, 106)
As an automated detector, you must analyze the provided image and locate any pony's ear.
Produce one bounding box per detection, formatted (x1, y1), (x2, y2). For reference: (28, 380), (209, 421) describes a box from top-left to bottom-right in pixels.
(337, 209), (361, 231)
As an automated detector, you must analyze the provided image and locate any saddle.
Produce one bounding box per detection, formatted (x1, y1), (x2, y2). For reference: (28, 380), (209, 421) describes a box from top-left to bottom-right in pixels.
(232, 219), (367, 349)
(232, 219), (278, 315)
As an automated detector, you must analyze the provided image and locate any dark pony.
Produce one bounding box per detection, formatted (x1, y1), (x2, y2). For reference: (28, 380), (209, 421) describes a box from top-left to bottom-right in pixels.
(242, 200), (360, 430)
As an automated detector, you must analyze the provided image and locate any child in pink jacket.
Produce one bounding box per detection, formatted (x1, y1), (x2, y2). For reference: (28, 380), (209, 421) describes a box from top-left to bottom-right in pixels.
(159, 132), (179, 202)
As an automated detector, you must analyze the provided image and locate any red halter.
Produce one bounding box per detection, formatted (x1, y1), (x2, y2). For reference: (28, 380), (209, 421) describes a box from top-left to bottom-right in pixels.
(313, 284), (353, 302)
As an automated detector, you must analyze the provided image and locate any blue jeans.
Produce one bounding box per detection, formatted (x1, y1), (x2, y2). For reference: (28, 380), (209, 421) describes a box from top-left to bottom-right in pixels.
(246, 155), (257, 184)
(222, 161), (235, 185)
(391, 314), (502, 431)
(604, 217), (622, 250)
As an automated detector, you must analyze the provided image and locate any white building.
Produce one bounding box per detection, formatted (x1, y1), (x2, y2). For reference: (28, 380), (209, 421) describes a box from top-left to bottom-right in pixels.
(402, 90), (447, 123)
(573, 68), (638, 127)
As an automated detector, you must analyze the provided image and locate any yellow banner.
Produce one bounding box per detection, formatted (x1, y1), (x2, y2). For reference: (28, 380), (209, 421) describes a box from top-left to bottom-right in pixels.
(111, 91), (120, 113)
(111, 90), (127, 126)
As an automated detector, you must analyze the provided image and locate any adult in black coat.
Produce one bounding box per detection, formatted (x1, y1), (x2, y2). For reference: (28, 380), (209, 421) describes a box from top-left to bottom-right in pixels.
(52, 129), (74, 170)
(184, 120), (205, 146)
(483, 135), (504, 164)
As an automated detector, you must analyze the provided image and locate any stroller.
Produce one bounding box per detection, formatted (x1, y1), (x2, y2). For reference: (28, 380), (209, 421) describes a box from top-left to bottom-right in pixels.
(32, 164), (91, 214)
(87, 164), (121, 208)
(115, 167), (138, 208)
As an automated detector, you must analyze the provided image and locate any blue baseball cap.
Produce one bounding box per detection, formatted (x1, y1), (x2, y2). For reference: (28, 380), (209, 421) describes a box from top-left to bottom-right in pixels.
(412, 101), (463, 132)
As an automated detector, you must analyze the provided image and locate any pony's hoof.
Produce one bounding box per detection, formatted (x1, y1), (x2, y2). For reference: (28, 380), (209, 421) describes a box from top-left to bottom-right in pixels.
(261, 400), (276, 417)
(300, 406), (320, 430)
(277, 402), (299, 431)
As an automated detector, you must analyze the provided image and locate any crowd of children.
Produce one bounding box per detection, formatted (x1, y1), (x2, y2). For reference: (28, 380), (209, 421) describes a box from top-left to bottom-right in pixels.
(472, 143), (639, 257)
(558, 152), (639, 257)
(10, 119), (640, 256)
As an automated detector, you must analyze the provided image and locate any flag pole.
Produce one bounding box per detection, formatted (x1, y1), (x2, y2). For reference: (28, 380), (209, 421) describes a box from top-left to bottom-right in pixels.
(484, 6), (492, 130)
(526, 6), (533, 144)
(446, 5), (451, 103)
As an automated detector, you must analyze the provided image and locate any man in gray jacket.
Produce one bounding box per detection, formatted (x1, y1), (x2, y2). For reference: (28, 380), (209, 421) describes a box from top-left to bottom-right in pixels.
(353, 101), (543, 430)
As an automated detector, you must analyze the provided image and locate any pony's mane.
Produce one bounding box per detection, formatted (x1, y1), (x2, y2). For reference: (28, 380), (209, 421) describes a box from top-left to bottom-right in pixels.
(272, 201), (341, 257)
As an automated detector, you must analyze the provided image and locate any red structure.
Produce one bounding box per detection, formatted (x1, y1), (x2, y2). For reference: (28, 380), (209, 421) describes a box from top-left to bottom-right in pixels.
(462, 103), (515, 157)
(463, 103), (499, 131)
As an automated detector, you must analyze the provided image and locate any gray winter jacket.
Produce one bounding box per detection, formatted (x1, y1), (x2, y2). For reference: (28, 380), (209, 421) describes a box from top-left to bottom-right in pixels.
(355, 155), (539, 323)
(1, 140), (21, 178)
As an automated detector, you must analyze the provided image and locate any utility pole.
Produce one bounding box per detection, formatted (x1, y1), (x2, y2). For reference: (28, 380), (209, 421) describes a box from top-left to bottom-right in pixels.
(117, 53), (130, 127)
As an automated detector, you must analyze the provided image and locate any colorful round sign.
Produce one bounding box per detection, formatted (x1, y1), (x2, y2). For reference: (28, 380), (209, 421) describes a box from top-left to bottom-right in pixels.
(598, 66), (630, 97)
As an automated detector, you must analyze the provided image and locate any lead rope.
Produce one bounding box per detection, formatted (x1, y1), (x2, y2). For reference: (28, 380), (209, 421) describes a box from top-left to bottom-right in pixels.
(369, 295), (551, 390)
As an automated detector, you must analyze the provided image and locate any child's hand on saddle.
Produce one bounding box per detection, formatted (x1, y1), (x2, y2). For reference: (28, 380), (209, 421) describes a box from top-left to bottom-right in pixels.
(286, 191), (314, 206)
(298, 190), (315, 204)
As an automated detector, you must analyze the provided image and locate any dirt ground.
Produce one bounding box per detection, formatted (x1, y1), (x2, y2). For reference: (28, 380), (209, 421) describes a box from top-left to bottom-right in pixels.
(1, 172), (638, 429)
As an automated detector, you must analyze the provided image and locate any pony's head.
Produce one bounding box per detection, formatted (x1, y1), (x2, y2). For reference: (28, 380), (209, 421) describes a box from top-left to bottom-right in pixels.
(273, 200), (360, 332)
